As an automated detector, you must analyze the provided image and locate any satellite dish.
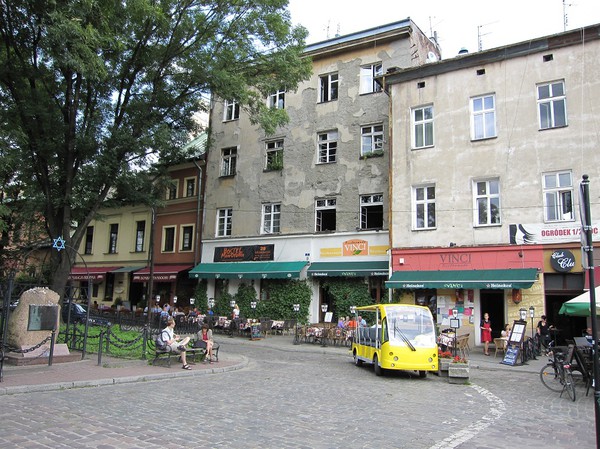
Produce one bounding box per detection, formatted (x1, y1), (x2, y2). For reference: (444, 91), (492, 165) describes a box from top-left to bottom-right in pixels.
(426, 51), (438, 63)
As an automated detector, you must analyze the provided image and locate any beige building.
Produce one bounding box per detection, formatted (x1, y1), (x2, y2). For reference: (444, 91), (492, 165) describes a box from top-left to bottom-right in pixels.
(195, 20), (439, 322)
(383, 24), (600, 346)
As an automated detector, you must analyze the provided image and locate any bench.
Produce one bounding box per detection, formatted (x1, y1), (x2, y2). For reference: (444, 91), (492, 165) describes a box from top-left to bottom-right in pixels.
(188, 341), (220, 363)
(151, 337), (176, 367)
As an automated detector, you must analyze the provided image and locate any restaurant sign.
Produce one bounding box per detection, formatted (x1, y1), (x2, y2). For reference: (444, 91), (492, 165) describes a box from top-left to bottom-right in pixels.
(214, 244), (274, 262)
(550, 249), (575, 273)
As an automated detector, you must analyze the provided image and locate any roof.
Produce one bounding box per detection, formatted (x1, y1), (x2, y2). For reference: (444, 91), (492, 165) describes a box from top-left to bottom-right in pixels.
(383, 23), (600, 85)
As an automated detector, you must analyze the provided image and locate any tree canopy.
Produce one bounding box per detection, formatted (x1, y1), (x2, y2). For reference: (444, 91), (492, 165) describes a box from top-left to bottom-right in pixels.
(0, 0), (311, 292)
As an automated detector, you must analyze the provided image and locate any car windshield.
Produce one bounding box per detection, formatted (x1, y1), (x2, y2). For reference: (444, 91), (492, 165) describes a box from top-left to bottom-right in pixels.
(385, 305), (436, 348)
(73, 303), (86, 313)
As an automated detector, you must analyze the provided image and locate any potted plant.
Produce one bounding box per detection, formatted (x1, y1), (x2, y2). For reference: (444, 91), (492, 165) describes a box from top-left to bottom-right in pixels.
(437, 349), (453, 377)
(448, 355), (469, 384)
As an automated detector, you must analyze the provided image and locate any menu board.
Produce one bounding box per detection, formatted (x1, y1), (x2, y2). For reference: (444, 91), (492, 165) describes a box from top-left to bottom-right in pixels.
(501, 320), (527, 366)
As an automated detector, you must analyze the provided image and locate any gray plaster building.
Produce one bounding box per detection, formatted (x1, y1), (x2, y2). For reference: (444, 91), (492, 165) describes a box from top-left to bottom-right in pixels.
(383, 24), (600, 348)
(193, 19), (439, 322)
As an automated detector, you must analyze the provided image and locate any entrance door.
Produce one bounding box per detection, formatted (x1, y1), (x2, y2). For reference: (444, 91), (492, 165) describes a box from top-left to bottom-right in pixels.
(480, 290), (505, 340)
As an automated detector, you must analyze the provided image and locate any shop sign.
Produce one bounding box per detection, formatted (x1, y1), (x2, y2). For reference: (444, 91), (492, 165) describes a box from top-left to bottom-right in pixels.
(550, 249), (575, 273)
(214, 244), (274, 262)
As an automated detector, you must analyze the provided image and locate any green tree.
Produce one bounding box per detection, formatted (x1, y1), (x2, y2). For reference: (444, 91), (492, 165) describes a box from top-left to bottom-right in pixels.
(322, 279), (374, 321)
(257, 280), (311, 322)
(0, 0), (311, 294)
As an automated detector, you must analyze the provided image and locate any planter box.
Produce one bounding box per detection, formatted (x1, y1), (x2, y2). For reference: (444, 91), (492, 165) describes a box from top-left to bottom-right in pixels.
(437, 358), (451, 377)
(448, 363), (469, 384)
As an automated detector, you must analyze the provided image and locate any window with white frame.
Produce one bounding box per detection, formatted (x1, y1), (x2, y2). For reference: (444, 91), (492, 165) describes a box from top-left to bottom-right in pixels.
(223, 99), (240, 121)
(162, 226), (176, 252)
(360, 194), (384, 229)
(319, 73), (338, 103)
(538, 80), (566, 130)
(359, 63), (383, 94)
(217, 208), (233, 237)
(166, 180), (178, 200)
(220, 147), (237, 177)
(180, 225), (194, 251)
(268, 89), (285, 109)
(135, 220), (145, 252)
(315, 198), (336, 232)
(543, 171), (573, 222)
(413, 185), (436, 229)
(412, 105), (434, 148)
(185, 177), (196, 197)
(318, 130), (337, 163)
(265, 140), (283, 170)
(471, 94), (496, 140)
(473, 179), (500, 226)
(108, 223), (119, 253)
(261, 203), (281, 234)
(361, 124), (384, 156)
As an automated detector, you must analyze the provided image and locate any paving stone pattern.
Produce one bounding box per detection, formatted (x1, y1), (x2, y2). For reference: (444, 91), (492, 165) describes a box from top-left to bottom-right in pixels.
(0, 338), (596, 448)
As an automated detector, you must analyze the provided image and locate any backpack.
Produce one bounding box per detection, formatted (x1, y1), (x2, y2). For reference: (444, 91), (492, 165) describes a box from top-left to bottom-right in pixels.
(156, 333), (167, 351)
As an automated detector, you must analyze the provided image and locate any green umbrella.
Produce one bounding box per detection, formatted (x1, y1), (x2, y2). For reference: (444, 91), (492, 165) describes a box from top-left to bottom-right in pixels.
(559, 286), (600, 317)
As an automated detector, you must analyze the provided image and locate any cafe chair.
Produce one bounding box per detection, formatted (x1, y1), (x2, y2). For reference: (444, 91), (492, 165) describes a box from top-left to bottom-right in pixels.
(494, 338), (507, 358)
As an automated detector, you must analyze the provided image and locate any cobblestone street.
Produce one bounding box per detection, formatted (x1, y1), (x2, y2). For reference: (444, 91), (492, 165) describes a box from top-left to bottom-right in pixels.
(0, 338), (596, 448)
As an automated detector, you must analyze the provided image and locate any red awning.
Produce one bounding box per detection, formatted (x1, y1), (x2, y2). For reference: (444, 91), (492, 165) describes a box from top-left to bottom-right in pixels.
(132, 264), (192, 282)
(69, 266), (122, 281)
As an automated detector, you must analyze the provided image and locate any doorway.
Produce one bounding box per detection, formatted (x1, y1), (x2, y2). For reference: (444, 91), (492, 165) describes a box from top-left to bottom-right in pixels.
(480, 290), (505, 340)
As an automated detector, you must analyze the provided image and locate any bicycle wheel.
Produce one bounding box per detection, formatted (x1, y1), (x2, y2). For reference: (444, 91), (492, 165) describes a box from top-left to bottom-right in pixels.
(540, 363), (563, 392)
(564, 370), (576, 401)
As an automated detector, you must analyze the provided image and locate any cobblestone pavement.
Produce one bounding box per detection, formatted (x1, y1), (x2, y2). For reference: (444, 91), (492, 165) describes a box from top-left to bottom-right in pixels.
(0, 337), (596, 449)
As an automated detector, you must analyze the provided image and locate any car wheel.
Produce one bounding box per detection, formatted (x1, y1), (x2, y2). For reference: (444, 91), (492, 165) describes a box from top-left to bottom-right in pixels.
(374, 354), (383, 376)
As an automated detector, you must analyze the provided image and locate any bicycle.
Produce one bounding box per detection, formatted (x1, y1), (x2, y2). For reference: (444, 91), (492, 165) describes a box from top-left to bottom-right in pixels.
(539, 348), (576, 401)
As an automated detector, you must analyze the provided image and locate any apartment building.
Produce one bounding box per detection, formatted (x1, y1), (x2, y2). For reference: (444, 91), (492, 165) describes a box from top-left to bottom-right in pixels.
(383, 24), (600, 345)
(192, 19), (439, 322)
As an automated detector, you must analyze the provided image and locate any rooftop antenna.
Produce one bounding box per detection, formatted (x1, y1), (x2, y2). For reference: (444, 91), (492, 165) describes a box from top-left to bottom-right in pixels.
(563, 0), (572, 31)
(477, 21), (497, 51)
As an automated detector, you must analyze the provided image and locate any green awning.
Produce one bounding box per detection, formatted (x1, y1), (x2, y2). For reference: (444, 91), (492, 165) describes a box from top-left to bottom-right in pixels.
(385, 268), (538, 290)
(189, 261), (307, 280)
(307, 261), (389, 277)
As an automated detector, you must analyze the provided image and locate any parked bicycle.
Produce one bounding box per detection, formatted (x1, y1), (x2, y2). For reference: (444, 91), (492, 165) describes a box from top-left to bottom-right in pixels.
(539, 347), (576, 401)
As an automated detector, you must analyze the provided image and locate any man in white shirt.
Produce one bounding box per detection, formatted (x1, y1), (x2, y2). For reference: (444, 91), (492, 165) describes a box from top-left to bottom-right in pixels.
(160, 318), (191, 369)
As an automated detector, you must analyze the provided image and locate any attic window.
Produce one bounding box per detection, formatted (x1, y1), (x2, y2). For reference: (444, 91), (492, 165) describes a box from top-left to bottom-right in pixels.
(417, 81), (425, 89)
(476, 69), (485, 76)
(543, 54), (553, 62)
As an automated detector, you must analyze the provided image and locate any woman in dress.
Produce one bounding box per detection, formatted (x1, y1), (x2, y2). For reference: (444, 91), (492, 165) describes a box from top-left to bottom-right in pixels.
(196, 324), (214, 363)
(481, 312), (493, 355)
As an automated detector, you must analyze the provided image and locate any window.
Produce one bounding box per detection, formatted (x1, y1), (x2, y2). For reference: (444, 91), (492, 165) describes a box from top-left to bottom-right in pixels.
(108, 223), (119, 254)
(413, 186), (436, 229)
(166, 181), (178, 200)
(413, 105), (434, 148)
(319, 73), (338, 103)
(543, 171), (573, 222)
(360, 194), (384, 229)
(223, 99), (240, 121)
(84, 226), (93, 255)
(361, 124), (384, 156)
(221, 147), (237, 177)
(262, 203), (281, 234)
(473, 180), (500, 226)
(359, 63), (382, 94)
(318, 131), (337, 164)
(471, 94), (496, 140)
(268, 90), (285, 109)
(135, 221), (145, 252)
(265, 140), (283, 170)
(163, 226), (175, 252)
(181, 225), (194, 251)
(538, 81), (566, 129)
(316, 198), (336, 232)
(185, 177), (196, 197)
(217, 208), (233, 237)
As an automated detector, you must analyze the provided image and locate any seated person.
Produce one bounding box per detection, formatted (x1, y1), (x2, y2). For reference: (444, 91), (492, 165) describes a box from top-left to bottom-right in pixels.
(196, 324), (215, 363)
(501, 323), (511, 339)
(160, 318), (191, 370)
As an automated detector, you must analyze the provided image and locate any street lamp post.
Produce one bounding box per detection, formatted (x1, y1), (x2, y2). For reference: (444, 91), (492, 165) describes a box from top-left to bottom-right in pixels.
(293, 303), (300, 345)
(320, 304), (328, 347)
(529, 306), (537, 359)
(229, 300), (236, 338)
(451, 309), (459, 357)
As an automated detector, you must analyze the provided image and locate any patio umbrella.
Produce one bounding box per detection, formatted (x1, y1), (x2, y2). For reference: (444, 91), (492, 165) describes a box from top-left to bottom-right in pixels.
(559, 286), (600, 317)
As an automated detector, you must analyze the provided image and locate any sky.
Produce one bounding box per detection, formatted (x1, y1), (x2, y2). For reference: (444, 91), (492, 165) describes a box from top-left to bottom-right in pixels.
(287, 0), (600, 58)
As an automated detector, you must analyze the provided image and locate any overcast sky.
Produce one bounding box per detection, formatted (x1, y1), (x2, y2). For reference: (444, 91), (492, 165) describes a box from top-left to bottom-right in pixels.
(287, 0), (600, 58)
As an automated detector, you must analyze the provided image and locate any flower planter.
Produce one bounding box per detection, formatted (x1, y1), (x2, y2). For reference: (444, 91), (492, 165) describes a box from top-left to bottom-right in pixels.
(448, 362), (469, 384)
(437, 358), (451, 377)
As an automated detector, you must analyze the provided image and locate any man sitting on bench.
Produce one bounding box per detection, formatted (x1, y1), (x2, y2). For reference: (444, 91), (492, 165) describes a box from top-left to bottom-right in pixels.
(161, 317), (191, 370)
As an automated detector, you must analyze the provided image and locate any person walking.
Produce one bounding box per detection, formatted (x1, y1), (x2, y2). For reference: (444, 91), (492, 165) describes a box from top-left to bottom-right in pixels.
(481, 312), (492, 356)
